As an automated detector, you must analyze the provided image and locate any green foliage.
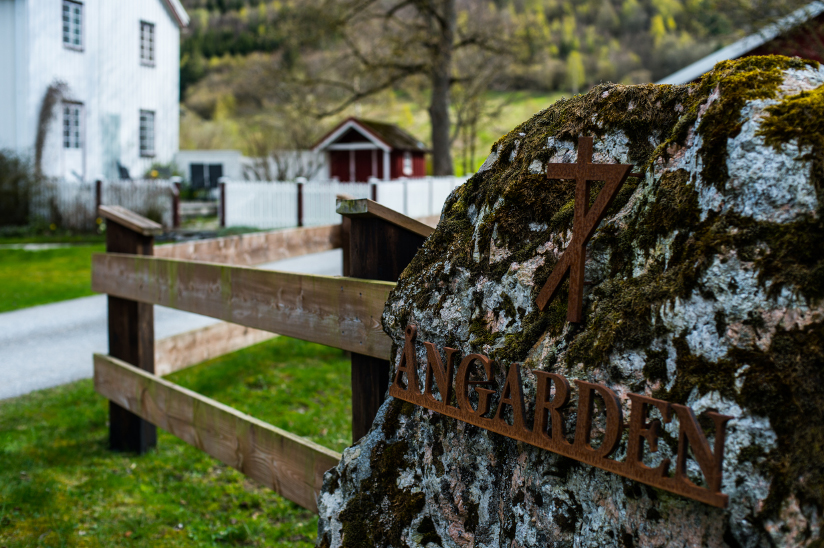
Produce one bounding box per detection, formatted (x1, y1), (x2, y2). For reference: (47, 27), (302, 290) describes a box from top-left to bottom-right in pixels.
(0, 336), (350, 547)
(0, 150), (42, 227)
(178, 0), (747, 97)
(0, 244), (103, 313)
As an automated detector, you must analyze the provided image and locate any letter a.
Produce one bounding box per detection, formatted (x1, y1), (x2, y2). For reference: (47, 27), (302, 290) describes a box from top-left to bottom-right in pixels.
(391, 325), (421, 395)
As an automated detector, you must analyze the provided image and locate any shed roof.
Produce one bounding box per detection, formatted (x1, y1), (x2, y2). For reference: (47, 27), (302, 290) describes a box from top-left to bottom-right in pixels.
(656, 2), (824, 85)
(312, 117), (429, 152)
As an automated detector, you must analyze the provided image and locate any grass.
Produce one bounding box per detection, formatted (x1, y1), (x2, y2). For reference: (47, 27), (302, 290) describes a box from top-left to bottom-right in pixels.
(0, 234), (105, 245)
(0, 244), (104, 313)
(0, 336), (351, 547)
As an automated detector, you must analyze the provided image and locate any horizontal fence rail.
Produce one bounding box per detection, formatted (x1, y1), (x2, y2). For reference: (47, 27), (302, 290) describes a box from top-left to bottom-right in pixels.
(94, 354), (340, 513)
(154, 223), (342, 266)
(91, 254), (395, 359)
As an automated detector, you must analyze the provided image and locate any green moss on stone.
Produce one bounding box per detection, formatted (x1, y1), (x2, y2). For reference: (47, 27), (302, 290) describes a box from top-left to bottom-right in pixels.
(377, 56), (824, 533)
(758, 83), (824, 194)
(338, 440), (425, 548)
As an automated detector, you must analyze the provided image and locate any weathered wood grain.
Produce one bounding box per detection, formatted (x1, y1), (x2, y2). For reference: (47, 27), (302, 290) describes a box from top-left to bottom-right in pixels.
(99, 205), (163, 236)
(91, 254), (395, 359)
(154, 224), (343, 266)
(341, 202), (428, 442)
(106, 216), (157, 454)
(94, 354), (341, 513)
(336, 199), (435, 239)
(155, 322), (277, 377)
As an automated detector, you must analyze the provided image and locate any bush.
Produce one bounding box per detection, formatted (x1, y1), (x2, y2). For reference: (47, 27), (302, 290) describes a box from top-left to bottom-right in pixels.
(0, 150), (41, 227)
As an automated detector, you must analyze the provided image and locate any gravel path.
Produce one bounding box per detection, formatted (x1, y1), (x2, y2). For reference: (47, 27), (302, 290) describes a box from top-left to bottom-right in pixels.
(0, 249), (343, 400)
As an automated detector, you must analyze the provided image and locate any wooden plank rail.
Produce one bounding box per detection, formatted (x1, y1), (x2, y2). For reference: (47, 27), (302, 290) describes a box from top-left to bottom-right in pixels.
(155, 323), (277, 377)
(155, 224), (343, 266)
(91, 254), (395, 359)
(94, 354), (340, 513)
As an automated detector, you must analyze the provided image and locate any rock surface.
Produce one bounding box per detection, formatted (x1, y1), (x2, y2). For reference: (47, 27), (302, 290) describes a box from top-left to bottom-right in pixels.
(317, 57), (824, 548)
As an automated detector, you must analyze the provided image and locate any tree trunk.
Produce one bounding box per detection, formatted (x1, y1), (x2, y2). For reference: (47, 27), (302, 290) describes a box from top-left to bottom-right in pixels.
(428, 0), (456, 176)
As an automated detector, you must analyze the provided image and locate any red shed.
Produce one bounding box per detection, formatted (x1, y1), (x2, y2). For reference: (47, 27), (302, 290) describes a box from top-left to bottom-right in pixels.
(312, 118), (429, 181)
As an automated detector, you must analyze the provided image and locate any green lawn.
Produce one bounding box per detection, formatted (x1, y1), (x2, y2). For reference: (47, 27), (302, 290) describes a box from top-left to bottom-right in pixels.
(0, 336), (351, 547)
(0, 244), (103, 313)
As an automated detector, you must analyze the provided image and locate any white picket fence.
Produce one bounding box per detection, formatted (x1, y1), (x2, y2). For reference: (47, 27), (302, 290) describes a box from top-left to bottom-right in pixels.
(223, 177), (468, 229)
(30, 179), (176, 230)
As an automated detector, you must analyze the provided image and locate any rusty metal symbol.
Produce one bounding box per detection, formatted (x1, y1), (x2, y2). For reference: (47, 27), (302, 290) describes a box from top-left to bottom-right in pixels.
(536, 136), (635, 322)
(389, 325), (733, 508)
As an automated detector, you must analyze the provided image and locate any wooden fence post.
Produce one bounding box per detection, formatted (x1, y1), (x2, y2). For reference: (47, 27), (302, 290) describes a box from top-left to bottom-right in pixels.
(219, 181), (226, 228)
(95, 180), (102, 215)
(98, 205), (163, 454)
(171, 177), (181, 229)
(337, 199), (434, 442)
(297, 181), (304, 227)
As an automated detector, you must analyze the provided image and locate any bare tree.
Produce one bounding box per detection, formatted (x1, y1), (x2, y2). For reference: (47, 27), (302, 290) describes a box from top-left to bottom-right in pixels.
(297, 0), (512, 175)
(242, 111), (326, 181)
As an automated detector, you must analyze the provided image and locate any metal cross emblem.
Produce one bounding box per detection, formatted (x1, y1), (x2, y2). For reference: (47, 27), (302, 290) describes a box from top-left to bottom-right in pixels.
(536, 136), (634, 322)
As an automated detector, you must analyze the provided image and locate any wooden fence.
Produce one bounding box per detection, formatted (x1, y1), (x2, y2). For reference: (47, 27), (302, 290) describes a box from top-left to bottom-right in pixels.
(91, 201), (432, 514)
(220, 176), (465, 229)
(30, 179), (178, 230)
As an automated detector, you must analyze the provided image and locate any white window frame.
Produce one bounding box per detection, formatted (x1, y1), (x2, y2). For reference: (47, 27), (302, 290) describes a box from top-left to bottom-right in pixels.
(62, 0), (83, 51)
(139, 110), (155, 157)
(140, 21), (155, 66)
(402, 151), (414, 176)
(63, 103), (83, 149)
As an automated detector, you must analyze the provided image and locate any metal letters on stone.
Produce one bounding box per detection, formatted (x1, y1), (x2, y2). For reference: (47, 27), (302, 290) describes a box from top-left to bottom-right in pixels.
(389, 325), (732, 508)
(536, 136), (634, 322)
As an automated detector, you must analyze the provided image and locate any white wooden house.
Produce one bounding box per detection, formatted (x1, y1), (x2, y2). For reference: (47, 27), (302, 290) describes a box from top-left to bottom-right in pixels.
(0, 0), (188, 181)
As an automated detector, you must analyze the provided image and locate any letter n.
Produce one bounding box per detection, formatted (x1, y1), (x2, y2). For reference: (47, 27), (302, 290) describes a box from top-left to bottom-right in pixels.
(423, 342), (458, 406)
(672, 404), (732, 494)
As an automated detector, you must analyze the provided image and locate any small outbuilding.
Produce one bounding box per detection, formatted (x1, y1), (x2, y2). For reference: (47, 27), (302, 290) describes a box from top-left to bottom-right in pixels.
(311, 118), (429, 182)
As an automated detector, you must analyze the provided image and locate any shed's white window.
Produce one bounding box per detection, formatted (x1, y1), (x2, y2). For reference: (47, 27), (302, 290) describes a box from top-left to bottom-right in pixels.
(63, 103), (83, 149)
(402, 151), (413, 176)
(140, 110), (155, 157)
(62, 1), (83, 50)
(140, 21), (155, 65)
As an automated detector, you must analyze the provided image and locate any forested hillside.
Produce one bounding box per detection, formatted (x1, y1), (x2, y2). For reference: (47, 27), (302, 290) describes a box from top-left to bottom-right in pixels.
(175, 0), (801, 173)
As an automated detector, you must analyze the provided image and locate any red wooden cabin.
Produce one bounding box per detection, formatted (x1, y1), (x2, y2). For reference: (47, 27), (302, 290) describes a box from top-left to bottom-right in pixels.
(312, 118), (429, 182)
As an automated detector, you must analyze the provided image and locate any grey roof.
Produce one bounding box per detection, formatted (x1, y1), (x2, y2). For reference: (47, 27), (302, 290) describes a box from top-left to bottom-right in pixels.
(656, 2), (824, 85)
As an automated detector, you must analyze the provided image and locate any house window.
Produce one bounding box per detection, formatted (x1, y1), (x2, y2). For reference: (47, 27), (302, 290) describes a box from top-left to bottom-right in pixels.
(139, 110), (155, 157)
(63, 103), (83, 149)
(402, 151), (413, 176)
(62, 1), (83, 50)
(140, 21), (155, 65)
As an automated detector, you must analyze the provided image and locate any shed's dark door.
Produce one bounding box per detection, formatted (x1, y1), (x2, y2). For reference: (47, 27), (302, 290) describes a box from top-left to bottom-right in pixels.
(190, 164), (205, 189)
(207, 164), (223, 188)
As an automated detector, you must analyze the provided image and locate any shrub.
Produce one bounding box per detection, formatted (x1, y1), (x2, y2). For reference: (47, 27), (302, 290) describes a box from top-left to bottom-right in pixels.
(0, 150), (42, 227)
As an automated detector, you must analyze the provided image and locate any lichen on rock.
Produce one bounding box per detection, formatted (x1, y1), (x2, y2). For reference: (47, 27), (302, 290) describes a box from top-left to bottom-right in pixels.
(317, 57), (824, 548)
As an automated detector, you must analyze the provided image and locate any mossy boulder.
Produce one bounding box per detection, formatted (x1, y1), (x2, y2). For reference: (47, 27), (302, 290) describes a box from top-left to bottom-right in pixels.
(317, 57), (824, 548)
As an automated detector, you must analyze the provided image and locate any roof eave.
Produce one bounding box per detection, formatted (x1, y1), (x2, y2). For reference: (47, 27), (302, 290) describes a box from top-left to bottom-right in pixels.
(163, 0), (190, 28)
(655, 1), (824, 85)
